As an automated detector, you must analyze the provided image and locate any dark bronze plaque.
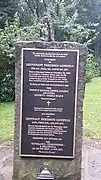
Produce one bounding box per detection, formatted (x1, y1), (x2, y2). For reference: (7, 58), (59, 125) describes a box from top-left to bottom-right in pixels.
(20, 48), (79, 158)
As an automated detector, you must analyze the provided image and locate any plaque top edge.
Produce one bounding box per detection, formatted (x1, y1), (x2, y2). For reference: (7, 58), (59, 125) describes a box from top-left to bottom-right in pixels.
(21, 48), (79, 52)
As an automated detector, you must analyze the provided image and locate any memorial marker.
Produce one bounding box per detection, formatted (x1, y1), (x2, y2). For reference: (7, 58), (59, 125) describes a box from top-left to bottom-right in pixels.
(13, 42), (87, 180)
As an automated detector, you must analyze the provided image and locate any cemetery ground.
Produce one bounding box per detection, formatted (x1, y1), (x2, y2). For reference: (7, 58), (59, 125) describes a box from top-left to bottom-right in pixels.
(0, 77), (101, 179)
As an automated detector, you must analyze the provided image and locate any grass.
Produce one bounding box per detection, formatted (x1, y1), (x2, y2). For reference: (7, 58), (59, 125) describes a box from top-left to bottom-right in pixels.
(0, 102), (14, 141)
(0, 77), (101, 141)
(83, 77), (101, 139)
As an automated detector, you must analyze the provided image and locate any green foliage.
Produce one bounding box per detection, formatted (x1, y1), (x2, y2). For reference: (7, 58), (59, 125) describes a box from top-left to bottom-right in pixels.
(0, 73), (15, 102)
(20, 18), (41, 41)
(0, 15), (20, 64)
(85, 54), (100, 83)
(64, 24), (98, 45)
(0, 14), (20, 102)
(0, 0), (19, 28)
(0, 15), (41, 102)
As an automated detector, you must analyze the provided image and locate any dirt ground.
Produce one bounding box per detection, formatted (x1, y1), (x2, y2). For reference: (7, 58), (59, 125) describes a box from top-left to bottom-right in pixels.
(0, 139), (101, 180)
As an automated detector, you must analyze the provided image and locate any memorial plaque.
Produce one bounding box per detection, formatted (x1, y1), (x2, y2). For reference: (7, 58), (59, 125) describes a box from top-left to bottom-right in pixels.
(20, 48), (79, 158)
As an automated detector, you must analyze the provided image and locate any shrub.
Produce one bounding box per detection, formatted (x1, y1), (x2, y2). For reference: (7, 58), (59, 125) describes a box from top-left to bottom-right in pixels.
(0, 14), (20, 102)
(85, 54), (100, 83)
(0, 72), (15, 102)
(0, 15), (40, 102)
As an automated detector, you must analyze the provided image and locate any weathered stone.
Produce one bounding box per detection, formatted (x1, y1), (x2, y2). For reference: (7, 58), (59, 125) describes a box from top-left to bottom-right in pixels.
(13, 41), (87, 180)
(0, 173), (4, 180)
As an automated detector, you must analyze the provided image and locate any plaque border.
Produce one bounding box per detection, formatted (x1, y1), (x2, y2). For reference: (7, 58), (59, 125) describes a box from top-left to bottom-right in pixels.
(19, 48), (79, 159)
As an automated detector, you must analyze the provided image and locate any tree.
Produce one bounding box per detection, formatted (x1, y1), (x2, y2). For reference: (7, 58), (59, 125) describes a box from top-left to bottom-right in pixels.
(19, 0), (79, 41)
(0, 0), (19, 28)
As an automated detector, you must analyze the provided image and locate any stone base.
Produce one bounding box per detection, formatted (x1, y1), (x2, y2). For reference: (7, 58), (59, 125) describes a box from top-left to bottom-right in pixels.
(57, 173), (81, 180)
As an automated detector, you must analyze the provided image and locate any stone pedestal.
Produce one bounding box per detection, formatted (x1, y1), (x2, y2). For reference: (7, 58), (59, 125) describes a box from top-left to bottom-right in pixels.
(13, 41), (87, 180)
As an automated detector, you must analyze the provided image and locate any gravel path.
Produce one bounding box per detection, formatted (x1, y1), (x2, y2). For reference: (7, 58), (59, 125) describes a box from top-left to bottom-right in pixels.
(0, 139), (101, 180)
(82, 139), (101, 180)
(0, 142), (13, 180)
